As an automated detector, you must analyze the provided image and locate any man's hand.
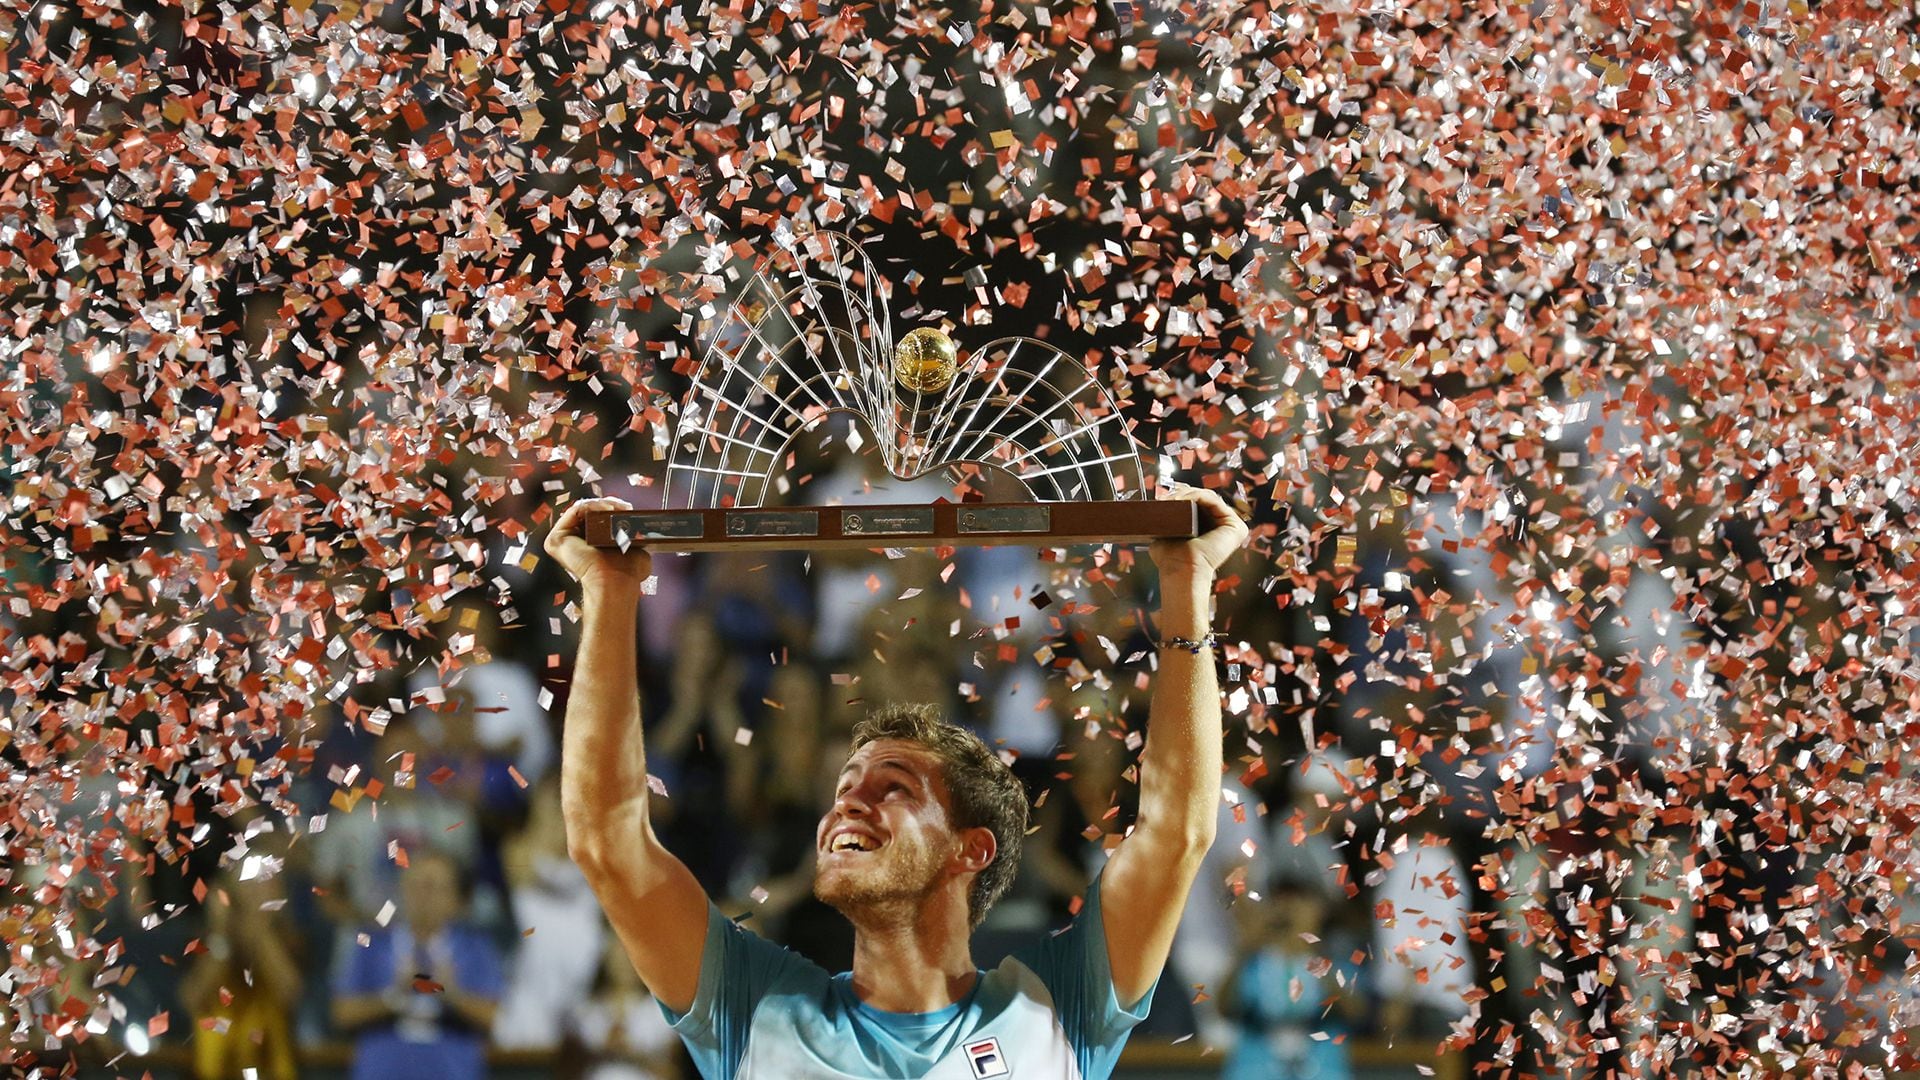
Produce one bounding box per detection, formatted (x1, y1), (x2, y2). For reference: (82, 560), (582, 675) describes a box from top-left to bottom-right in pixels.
(1150, 483), (1249, 581)
(544, 496), (654, 599)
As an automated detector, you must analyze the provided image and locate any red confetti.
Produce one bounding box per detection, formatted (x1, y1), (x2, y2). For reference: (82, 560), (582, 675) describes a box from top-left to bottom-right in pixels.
(0, 0), (1913, 1074)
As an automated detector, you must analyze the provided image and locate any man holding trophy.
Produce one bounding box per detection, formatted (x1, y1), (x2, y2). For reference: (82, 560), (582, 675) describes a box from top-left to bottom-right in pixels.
(544, 480), (1246, 1080)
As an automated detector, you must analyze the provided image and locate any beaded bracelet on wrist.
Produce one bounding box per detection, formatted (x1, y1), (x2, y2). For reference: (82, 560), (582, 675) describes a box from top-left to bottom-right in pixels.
(1160, 632), (1220, 654)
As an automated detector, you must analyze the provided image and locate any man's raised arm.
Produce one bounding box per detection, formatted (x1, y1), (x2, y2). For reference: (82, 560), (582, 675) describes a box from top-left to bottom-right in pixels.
(1098, 485), (1248, 1006)
(545, 496), (711, 1014)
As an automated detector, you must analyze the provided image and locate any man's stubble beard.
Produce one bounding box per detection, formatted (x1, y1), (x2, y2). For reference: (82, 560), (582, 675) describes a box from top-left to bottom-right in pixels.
(814, 838), (947, 920)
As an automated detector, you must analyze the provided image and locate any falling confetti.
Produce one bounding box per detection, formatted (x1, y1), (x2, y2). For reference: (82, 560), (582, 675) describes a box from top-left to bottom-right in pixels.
(1, 0), (1917, 1074)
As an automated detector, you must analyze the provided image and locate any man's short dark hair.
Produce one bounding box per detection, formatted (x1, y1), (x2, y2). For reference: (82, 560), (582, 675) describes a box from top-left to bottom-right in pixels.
(850, 702), (1029, 931)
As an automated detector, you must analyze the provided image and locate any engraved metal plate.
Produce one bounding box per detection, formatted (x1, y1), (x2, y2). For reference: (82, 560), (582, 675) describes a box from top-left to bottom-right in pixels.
(725, 509), (820, 537)
(956, 505), (1051, 534)
(843, 508), (934, 536)
(619, 512), (705, 540)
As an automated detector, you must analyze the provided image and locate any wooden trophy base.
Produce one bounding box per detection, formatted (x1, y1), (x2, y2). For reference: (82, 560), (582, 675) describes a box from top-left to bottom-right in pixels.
(583, 500), (1199, 552)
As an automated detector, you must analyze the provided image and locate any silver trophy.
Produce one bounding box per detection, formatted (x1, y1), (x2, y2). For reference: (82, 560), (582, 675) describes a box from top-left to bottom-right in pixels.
(588, 232), (1196, 551)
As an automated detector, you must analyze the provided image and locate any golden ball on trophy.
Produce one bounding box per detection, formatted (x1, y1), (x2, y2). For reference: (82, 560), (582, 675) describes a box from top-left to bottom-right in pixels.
(893, 327), (958, 395)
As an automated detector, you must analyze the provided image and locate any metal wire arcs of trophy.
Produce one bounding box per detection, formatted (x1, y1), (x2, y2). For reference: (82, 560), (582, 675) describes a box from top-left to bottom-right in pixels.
(585, 232), (1197, 551)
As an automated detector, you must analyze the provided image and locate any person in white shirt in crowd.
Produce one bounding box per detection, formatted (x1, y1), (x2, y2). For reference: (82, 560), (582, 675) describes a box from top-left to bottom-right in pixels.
(1177, 749), (1356, 1051)
(1372, 831), (1475, 1040)
(492, 775), (609, 1051)
(566, 937), (682, 1080)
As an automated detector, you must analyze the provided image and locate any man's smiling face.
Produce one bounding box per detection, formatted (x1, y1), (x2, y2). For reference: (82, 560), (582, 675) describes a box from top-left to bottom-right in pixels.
(813, 738), (960, 917)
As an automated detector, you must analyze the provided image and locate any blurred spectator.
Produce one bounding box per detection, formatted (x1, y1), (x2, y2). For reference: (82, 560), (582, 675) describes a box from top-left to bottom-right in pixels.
(330, 848), (504, 1080)
(89, 827), (204, 1052)
(309, 711), (494, 928)
(1267, 752), (1358, 891)
(981, 663), (1063, 769)
(1219, 881), (1365, 1080)
(649, 610), (747, 773)
(647, 610), (752, 893)
(453, 614), (558, 789)
(179, 861), (302, 1080)
(718, 662), (854, 971)
(799, 448), (952, 663)
(425, 678), (536, 934)
(561, 938), (682, 1080)
(839, 556), (966, 715)
(703, 550), (815, 672)
(1373, 838), (1475, 1040)
(1020, 722), (1133, 922)
(1175, 750), (1351, 1050)
(493, 777), (606, 1051)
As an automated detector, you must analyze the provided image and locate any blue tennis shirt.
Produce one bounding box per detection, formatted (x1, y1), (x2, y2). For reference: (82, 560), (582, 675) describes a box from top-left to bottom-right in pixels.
(660, 871), (1157, 1079)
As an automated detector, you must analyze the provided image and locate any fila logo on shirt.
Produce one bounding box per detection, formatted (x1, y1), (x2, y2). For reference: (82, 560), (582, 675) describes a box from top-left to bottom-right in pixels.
(964, 1036), (1010, 1078)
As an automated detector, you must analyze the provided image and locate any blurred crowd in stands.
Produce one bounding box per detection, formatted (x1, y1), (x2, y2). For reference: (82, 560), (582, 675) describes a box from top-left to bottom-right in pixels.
(60, 439), (1503, 1080)
(20, 0), (1920, 1072)
(41, 399), (1914, 1080)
